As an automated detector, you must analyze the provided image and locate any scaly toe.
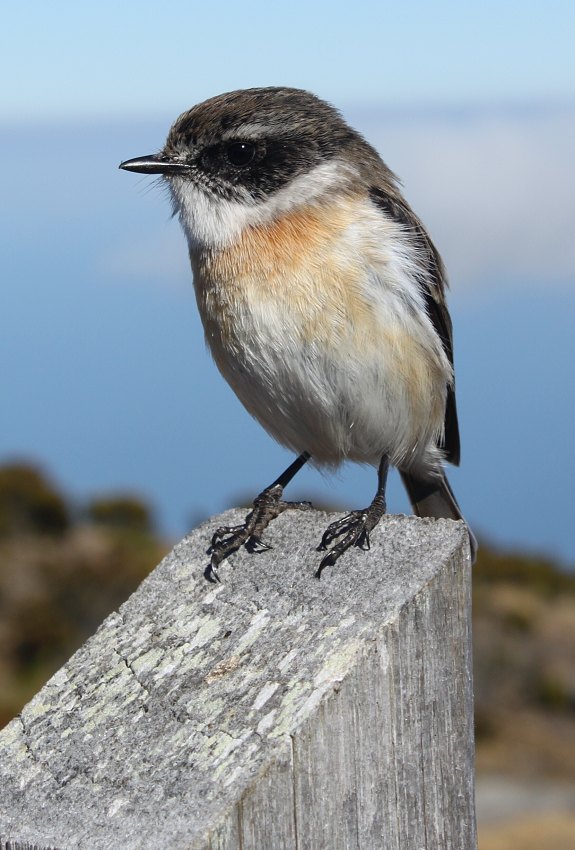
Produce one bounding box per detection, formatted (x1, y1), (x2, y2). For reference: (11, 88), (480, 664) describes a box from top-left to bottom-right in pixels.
(318, 511), (363, 550)
(315, 510), (380, 573)
(210, 523), (246, 550)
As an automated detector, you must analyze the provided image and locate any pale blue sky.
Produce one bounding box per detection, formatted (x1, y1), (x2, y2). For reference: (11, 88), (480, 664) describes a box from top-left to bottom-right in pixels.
(2, 1), (574, 119)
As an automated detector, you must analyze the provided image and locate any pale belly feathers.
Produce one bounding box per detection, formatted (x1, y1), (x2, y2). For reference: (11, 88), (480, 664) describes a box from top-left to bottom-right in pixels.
(189, 196), (452, 473)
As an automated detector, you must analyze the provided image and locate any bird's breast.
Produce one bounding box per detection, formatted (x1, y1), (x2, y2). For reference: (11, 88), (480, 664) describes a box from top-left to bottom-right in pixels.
(191, 194), (384, 350)
(188, 195), (450, 468)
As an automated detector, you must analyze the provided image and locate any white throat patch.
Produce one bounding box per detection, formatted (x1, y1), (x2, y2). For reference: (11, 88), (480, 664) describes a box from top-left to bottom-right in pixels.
(168, 159), (357, 250)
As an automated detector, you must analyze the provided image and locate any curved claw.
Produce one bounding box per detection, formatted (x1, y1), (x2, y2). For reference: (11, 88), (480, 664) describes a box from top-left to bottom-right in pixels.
(204, 560), (221, 584)
(315, 550), (338, 578)
(245, 536), (273, 554)
(355, 529), (371, 551)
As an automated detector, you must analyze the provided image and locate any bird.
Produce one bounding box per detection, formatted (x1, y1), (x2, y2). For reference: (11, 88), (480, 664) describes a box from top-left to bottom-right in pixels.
(120, 87), (477, 579)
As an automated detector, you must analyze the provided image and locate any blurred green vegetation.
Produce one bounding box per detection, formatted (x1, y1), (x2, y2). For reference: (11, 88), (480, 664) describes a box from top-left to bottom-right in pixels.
(473, 546), (575, 598)
(472, 540), (575, 778)
(0, 462), (168, 727)
(86, 495), (154, 534)
(0, 463), (69, 537)
(1, 461), (574, 782)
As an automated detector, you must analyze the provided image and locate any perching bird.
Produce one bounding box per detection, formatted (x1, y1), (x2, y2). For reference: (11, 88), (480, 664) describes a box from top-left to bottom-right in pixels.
(120, 87), (477, 578)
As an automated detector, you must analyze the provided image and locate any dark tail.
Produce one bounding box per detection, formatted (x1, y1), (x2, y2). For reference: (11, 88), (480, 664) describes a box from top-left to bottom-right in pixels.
(400, 470), (478, 564)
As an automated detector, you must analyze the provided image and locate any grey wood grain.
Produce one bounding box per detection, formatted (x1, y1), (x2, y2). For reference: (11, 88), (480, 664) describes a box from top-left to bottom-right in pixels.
(0, 510), (476, 850)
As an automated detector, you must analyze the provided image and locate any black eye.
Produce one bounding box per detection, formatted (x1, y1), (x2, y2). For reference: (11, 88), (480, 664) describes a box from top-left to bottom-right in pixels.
(226, 141), (256, 167)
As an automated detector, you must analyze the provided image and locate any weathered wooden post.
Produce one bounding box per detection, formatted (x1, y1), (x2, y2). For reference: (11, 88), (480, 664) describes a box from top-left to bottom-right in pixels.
(0, 509), (476, 850)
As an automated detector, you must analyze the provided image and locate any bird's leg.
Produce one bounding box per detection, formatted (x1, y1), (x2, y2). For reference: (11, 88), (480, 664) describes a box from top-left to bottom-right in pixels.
(316, 455), (390, 577)
(207, 452), (311, 580)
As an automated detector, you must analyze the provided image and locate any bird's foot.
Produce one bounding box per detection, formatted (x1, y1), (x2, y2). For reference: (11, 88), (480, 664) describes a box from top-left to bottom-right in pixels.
(316, 500), (386, 577)
(206, 485), (312, 581)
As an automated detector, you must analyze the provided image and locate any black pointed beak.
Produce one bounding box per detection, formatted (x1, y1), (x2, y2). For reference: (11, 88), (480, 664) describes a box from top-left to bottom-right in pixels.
(119, 154), (189, 175)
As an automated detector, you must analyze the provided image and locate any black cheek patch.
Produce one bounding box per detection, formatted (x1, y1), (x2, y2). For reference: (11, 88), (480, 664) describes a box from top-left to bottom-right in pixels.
(239, 137), (322, 197)
(196, 136), (325, 201)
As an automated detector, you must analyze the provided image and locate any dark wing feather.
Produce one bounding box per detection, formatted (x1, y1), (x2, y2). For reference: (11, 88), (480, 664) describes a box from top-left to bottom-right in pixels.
(369, 186), (460, 465)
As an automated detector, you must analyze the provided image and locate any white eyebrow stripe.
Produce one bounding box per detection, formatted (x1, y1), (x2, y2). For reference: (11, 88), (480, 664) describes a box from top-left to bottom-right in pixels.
(220, 123), (270, 141)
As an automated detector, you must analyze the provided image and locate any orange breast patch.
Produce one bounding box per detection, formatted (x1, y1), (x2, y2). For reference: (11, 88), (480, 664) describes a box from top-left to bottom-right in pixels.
(192, 196), (383, 348)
